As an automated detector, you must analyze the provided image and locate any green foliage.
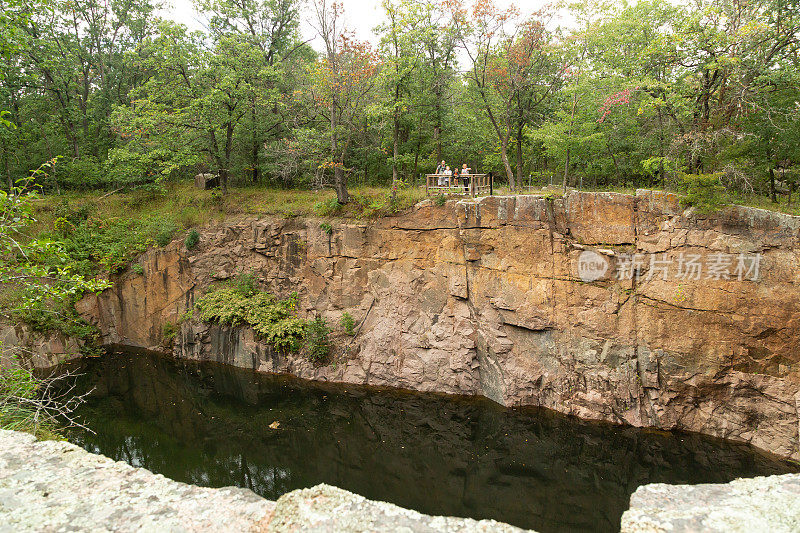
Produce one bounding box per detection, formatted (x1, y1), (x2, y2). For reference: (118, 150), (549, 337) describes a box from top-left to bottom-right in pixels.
(53, 201), (90, 225)
(194, 283), (305, 353)
(319, 222), (333, 235)
(3, 0), (800, 213)
(185, 229), (200, 250)
(162, 321), (178, 341)
(314, 197), (342, 216)
(155, 220), (178, 247)
(131, 263), (144, 275)
(231, 272), (257, 296)
(1, 162), (111, 338)
(340, 312), (355, 336)
(0, 348), (85, 439)
(7, 291), (98, 340)
(304, 315), (331, 363)
(53, 217), (75, 236)
(54, 215), (180, 274)
(434, 194), (446, 207)
(194, 280), (336, 361)
(54, 157), (103, 190)
(679, 172), (728, 214)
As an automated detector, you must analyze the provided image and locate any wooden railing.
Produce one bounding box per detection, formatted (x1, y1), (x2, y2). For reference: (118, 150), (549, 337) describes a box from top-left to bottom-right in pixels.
(425, 173), (492, 198)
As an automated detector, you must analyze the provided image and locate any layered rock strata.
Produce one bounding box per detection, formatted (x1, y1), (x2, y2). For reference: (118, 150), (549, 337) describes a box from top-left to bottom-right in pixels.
(76, 190), (800, 459)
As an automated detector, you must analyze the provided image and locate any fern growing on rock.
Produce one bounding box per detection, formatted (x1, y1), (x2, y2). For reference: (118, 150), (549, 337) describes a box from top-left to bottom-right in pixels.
(194, 282), (309, 356)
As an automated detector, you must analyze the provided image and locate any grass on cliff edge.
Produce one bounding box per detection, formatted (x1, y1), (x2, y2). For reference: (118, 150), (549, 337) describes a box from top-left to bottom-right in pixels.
(29, 180), (800, 238)
(21, 179), (800, 283)
(30, 181), (427, 235)
(21, 182), (423, 278)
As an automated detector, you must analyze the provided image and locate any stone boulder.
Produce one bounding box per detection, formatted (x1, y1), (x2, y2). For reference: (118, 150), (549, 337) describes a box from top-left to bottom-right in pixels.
(621, 474), (800, 532)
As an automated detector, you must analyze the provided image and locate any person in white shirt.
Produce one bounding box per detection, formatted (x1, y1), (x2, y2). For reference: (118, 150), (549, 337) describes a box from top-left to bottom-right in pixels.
(437, 161), (448, 186)
(460, 164), (471, 191)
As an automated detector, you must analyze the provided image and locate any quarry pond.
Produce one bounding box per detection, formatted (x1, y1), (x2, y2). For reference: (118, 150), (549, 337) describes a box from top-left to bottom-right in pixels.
(57, 349), (798, 533)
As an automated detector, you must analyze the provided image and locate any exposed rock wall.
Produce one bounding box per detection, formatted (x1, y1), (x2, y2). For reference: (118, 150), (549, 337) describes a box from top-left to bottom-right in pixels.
(77, 190), (800, 459)
(0, 322), (83, 368)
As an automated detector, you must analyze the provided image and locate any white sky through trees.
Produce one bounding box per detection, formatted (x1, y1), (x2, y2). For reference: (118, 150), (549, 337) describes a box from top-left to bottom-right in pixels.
(163, 0), (554, 53)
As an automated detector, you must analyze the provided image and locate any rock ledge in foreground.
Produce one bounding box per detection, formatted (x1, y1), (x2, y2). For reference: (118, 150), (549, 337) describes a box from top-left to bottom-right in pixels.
(0, 429), (274, 532)
(620, 473), (800, 533)
(268, 484), (527, 532)
(0, 429), (531, 532)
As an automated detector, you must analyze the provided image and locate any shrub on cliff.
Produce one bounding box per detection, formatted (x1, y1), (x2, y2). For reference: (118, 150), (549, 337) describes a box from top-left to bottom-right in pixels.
(185, 229), (200, 250)
(314, 197), (342, 216)
(679, 172), (727, 214)
(194, 285), (306, 353)
(305, 316), (331, 362)
(194, 282), (335, 360)
(340, 312), (356, 335)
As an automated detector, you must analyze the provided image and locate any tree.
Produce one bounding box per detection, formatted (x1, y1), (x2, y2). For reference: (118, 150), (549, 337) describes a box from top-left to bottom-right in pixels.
(310, 0), (379, 203)
(197, 0), (301, 184)
(452, 0), (559, 189)
(378, 0), (424, 185)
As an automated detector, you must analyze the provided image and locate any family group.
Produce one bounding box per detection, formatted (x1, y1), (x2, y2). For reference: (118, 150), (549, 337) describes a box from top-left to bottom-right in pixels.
(435, 160), (473, 187)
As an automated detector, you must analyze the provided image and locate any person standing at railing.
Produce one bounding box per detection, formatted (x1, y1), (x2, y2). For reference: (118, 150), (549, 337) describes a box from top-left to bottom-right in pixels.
(461, 164), (471, 192)
(441, 166), (452, 186)
(436, 160), (446, 174)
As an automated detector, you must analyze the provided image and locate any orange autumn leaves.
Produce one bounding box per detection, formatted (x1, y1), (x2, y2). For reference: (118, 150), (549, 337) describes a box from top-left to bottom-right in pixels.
(308, 35), (380, 110)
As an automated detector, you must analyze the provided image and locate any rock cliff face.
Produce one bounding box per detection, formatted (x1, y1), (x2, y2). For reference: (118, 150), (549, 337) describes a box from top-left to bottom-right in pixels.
(77, 190), (800, 460)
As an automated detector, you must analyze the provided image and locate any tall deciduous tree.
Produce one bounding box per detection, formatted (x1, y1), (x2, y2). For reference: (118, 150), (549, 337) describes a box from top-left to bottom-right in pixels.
(310, 0), (379, 203)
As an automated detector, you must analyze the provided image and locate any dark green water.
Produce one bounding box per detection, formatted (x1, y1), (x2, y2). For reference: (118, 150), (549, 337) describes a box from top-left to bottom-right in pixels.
(59, 350), (798, 532)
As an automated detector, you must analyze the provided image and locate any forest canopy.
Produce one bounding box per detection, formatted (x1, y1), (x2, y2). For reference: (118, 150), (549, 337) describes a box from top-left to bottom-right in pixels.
(1, 0), (799, 204)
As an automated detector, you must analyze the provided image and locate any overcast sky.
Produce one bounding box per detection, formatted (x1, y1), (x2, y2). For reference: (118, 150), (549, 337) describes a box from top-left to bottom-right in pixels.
(162, 0), (554, 51)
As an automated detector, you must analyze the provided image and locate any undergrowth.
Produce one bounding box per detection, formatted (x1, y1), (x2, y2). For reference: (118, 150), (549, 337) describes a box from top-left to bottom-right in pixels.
(194, 275), (311, 355)
(0, 349), (87, 439)
(46, 200), (179, 275)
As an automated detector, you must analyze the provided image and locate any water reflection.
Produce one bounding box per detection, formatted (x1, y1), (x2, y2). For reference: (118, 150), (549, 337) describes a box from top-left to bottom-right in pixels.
(61, 350), (798, 533)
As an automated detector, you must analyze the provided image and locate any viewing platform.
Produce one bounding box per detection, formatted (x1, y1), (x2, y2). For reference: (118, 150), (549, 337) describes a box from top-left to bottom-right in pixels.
(425, 173), (493, 198)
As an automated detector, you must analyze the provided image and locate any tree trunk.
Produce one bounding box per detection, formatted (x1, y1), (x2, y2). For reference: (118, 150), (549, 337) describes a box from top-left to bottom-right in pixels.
(251, 101), (260, 184)
(413, 113), (422, 184)
(334, 166), (349, 204)
(606, 142), (622, 186)
(499, 139), (514, 190)
(515, 122), (524, 186)
(223, 120), (235, 192)
(219, 168), (229, 193)
(769, 167), (777, 203)
(2, 140), (11, 192)
(392, 86), (400, 184)
(434, 92), (442, 164)
(563, 93), (579, 191)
